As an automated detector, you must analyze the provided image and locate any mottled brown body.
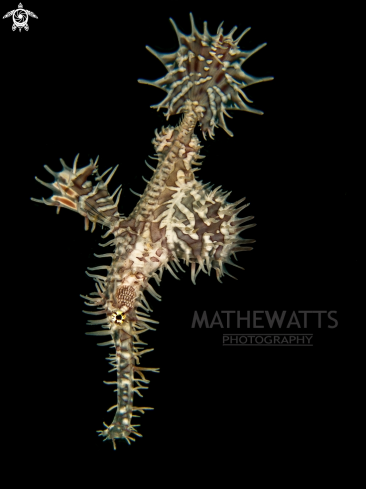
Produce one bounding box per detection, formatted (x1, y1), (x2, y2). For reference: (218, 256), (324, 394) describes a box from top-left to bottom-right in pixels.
(31, 14), (271, 447)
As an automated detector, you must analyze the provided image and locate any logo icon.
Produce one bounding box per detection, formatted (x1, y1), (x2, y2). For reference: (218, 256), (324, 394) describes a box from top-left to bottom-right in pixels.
(3, 3), (38, 31)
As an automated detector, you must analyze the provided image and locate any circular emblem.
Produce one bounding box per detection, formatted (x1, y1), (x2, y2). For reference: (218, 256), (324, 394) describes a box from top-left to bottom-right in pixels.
(3, 3), (38, 32)
(13, 8), (28, 29)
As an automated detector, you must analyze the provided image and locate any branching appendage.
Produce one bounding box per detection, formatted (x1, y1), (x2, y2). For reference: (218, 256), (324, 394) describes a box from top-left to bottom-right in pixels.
(31, 14), (271, 448)
(31, 154), (122, 232)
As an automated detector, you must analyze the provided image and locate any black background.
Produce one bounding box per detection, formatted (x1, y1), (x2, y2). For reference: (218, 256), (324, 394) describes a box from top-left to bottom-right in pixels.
(2, 0), (351, 478)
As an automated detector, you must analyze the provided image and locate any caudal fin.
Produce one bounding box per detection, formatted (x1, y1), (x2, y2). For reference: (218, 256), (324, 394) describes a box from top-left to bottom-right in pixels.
(138, 13), (273, 139)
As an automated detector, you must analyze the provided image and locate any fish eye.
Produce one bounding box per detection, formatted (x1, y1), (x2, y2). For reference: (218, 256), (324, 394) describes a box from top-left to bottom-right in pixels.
(111, 310), (126, 324)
